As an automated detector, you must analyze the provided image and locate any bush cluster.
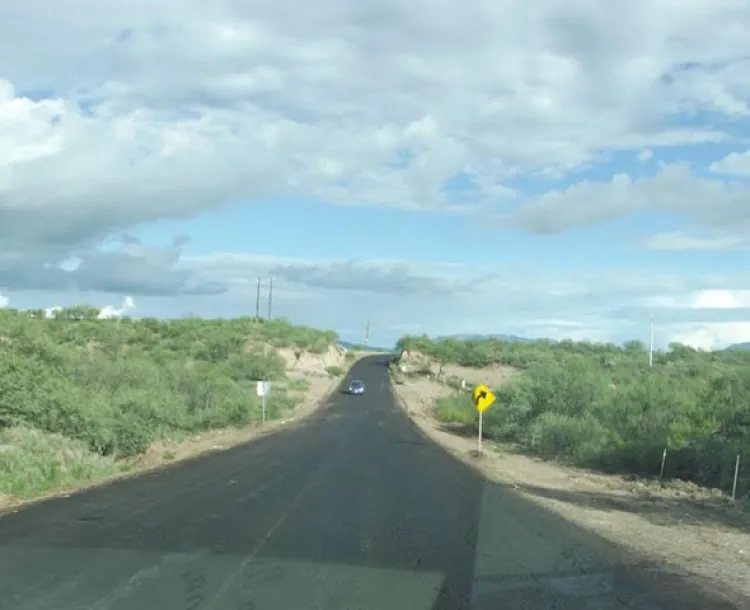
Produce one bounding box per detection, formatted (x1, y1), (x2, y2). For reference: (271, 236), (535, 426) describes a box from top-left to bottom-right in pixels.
(398, 335), (750, 494)
(0, 307), (339, 498)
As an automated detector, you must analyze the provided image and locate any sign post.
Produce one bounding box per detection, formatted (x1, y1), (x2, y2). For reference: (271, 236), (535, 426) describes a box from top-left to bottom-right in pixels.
(256, 378), (271, 424)
(472, 383), (496, 455)
(478, 410), (484, 455)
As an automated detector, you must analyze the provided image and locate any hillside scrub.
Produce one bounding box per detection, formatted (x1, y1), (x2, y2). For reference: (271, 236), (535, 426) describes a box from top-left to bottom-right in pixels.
(396, 335), (750, 497)
(0, 307), (340, 499)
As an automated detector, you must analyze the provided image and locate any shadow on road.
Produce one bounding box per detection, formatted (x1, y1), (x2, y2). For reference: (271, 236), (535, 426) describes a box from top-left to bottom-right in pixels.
(0, 357), (747, 610)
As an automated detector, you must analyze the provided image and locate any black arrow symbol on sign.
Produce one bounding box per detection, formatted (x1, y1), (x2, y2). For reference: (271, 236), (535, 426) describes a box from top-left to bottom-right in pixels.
(476, 390), (487, 404)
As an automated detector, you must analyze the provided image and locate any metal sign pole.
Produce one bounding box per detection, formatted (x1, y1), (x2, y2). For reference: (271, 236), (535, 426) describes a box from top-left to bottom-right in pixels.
(477, 410), (483, 454)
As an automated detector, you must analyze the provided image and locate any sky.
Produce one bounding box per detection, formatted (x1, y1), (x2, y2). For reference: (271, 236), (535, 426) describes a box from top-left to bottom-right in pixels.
(2, 1), (750, 349)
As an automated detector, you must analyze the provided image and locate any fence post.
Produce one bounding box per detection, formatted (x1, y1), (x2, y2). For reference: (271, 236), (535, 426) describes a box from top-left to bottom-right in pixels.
(659, 447), (667, 479)
(732, 454), (741, 502)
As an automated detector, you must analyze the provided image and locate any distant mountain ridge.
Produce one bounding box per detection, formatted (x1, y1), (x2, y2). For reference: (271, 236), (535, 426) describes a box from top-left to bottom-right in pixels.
(435, 333), (535, 343)
(338, 340), (391, 352)
(725, 342), (750, 351)
(440, 335), (750, 352)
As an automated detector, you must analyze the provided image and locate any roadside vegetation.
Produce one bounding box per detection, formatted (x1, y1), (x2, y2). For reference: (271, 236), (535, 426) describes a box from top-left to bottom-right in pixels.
(0, 307), (340, 500)
(394, 335), (750, 497)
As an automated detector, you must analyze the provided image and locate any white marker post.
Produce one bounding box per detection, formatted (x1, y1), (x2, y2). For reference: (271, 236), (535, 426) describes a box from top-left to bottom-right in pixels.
(256, 378), (271, 424)
(732, 454), (741, 502)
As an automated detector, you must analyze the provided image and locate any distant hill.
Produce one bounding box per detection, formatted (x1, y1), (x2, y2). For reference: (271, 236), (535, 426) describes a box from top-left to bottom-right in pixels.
(338, 340), (391, 352)
(725, 342), (750, 351)
(436, 333), (536, 343)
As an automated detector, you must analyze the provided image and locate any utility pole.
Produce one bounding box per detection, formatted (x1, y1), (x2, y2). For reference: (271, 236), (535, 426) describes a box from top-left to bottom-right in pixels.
(649, 313), (654, 367)
(267, 277), (273, 320)
(255, 276), (261, 320)
(364, 319), (370, 348)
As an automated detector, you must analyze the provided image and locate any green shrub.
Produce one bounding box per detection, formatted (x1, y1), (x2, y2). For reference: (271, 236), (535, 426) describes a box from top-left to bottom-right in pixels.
(398, 333), (750, 493)
(0, 308), (339, 465)
(434, 394), (475, 427)
(0, 426), (121, 499)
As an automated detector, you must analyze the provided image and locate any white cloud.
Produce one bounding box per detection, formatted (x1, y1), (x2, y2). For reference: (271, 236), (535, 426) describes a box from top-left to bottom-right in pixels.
(505, 163), (750, 234)
(667, 323), (750, 351)
(97, 295), (136, 319)
(640, 231), (749, 251)
(41, 296), (135, 319)
(3, 1), (750, 348)
(2, 0), (750, 253)
(710, 150), (750, 176)
(0, 294), (8, 308)
(691, 289), (750, 309)
(635, 287), (750, 311)
(0, 235), (223, 296)
(43, 306), (61, 319)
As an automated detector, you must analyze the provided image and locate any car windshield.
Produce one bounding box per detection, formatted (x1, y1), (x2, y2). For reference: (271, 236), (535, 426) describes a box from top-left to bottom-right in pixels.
(7, 5), (749, 609)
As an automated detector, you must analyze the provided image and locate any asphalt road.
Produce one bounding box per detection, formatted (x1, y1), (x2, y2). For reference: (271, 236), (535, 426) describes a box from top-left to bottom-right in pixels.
(0, 355), (745, 610)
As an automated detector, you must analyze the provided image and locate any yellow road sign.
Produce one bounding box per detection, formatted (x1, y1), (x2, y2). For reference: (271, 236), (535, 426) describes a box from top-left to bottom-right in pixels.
(472, 383), (496, 413)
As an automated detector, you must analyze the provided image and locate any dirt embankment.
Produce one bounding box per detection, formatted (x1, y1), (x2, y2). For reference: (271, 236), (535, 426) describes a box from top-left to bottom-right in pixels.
(396, 348), (518, 388)
(277, 344), (346, 376)
(390, 355), (750, 604)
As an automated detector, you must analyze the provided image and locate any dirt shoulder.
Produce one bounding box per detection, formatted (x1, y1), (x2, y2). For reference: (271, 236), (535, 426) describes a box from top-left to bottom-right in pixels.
(390, 374), (750, 603)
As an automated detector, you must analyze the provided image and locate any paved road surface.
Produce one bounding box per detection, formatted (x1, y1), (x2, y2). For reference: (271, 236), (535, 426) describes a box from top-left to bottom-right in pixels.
(0, 355), (744, 609)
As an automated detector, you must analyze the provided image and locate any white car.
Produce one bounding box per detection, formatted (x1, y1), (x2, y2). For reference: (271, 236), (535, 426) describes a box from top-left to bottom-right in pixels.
(348, 380), (365, 395)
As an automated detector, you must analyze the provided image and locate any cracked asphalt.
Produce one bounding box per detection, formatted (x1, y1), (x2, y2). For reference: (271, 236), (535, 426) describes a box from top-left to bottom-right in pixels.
(0, 355), (744, 609)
